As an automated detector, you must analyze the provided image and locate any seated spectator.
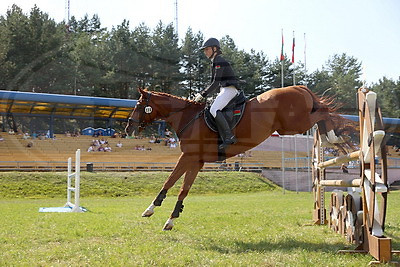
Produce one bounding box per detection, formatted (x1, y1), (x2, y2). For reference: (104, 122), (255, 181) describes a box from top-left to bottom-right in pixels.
(8, 129), (15, 135)
(32, 132), (38, 139)
(149, 135), (156, 143)
(87, 145), (96, 152)
(22, 132), (30, 140)
(116, 141), (123, 148)
(104, 144), (112, 152)
(134, 145), (146, 151)
(92, 139), (100, 147)
(168, 137), (177, 148)
(165, 129), (172, 138)
(98, 145), (105, 152)
(0, 136), (4, 142)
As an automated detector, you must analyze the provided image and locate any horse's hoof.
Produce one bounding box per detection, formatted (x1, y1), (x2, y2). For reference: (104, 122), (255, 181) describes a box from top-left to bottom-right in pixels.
(162, 219), (174, 231)
(142, 209), (154, 217)
(162, 224), (173, 231)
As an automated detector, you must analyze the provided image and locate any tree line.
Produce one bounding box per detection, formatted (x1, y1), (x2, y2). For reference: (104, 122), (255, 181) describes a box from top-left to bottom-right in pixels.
(1, 4), (399, 117)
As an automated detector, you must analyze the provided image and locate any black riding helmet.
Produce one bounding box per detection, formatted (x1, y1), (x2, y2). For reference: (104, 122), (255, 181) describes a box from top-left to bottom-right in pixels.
(199, 38), (220, 50)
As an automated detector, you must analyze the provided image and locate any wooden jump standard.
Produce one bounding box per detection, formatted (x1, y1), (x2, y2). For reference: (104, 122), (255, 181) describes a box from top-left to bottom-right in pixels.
(312, 87), (399, 264)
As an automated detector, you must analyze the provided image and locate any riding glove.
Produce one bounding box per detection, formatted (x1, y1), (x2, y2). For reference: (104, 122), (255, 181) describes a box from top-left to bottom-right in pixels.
(194, 93), (204, 102)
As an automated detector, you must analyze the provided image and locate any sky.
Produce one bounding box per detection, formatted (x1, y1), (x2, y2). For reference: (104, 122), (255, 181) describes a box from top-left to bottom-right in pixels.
(1, 0), (399, 85)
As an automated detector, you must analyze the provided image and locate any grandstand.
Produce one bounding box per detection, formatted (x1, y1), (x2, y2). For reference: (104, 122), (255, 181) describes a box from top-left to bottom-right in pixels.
(0, 134), (288, 171)
(1, 133), (400, 173)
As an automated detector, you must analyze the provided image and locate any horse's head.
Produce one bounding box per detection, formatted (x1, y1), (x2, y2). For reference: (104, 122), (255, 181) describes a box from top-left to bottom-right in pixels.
(125, 88), (161, 137)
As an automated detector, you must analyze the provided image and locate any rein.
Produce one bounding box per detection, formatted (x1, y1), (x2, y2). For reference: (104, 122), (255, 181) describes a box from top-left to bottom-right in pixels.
(128, 91), (202, 136)
(176, 109), (204, 138)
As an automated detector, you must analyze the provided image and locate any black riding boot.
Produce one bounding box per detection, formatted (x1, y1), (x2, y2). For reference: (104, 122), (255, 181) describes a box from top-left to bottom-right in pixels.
(215, 110), (237, 150)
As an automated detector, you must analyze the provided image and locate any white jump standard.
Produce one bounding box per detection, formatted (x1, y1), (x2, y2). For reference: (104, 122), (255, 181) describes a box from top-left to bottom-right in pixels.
(39, 149), (86, 213)
(65, 149), (84, 212)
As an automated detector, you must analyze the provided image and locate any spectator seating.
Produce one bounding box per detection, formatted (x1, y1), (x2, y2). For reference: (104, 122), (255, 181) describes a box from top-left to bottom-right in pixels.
(4, 133), (398, 171)
(0, 134), (288, 170)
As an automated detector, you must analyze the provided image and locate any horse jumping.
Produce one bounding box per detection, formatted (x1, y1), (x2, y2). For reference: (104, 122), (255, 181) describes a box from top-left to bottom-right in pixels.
(125, 86), (351, 230)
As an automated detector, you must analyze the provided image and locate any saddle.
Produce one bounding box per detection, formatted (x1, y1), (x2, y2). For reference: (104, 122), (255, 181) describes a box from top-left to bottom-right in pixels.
(204, 90), (247, 132)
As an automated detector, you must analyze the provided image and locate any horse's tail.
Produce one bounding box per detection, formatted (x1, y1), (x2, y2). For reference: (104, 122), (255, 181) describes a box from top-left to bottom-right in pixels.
(298, 85), (338, 114)
(300, 85), (358, 136)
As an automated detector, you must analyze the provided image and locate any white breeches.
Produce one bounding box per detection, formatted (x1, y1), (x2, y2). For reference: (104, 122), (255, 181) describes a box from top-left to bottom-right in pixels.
(210, 86), (239, 117)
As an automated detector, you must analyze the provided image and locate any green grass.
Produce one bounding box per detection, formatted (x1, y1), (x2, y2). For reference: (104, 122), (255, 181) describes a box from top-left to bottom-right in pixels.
(0, 171), (276, 198)
(0, 172), (399, 266)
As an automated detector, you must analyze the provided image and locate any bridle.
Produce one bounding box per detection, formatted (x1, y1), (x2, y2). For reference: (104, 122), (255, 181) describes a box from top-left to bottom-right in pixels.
(127, 91), (153, 130)
(127, 91), (195, 132)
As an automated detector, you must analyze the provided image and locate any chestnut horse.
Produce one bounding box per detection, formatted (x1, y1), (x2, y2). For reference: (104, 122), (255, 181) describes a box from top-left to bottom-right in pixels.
(125, 86), (351, 230)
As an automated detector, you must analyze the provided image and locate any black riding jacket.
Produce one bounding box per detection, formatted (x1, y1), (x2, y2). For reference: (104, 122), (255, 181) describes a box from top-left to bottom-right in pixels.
(200, 54), (239, 97)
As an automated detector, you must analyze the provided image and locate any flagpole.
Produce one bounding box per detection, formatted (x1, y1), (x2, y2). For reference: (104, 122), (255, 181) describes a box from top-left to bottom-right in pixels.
(281, 29), (284, 88)
(281, 58), (284, 88)
(292, 31), (295, 85)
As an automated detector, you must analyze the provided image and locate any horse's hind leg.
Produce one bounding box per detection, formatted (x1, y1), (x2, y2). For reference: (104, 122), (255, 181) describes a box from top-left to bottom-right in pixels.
(163, 160), (204, 231)
(317, 120), (344, 146)
(142, 153), (189, 217)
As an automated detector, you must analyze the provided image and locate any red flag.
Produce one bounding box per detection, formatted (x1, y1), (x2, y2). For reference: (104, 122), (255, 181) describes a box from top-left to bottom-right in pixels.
(280, 30), (284, 61)
(291, 33), (295, 64)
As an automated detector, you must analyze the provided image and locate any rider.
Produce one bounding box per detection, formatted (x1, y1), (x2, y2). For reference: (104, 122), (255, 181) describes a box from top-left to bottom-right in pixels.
(194, 37), (239, 150)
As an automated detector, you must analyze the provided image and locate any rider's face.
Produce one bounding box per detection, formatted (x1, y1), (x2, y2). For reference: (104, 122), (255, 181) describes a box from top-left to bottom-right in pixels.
(203, 47), (214, 59)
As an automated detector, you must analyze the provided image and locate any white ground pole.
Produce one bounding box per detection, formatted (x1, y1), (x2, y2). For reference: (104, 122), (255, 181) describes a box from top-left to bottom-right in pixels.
(65, 149), (83, 212)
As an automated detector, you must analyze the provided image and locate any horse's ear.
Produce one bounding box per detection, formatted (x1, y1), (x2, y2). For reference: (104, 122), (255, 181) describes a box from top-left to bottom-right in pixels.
(137, 88), (148, 95)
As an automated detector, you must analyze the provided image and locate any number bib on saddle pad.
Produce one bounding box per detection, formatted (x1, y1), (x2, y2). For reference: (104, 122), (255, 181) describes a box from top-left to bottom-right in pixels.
(204, 90), (247, 132)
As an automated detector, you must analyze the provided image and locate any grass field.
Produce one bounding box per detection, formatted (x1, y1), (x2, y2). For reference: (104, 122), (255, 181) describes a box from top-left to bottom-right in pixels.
(0, 172), (399, 266)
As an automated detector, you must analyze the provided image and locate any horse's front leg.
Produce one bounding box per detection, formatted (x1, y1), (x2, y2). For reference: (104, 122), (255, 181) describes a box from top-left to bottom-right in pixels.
(141, 153), (189, 217)
(163, 160), (204, 231)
